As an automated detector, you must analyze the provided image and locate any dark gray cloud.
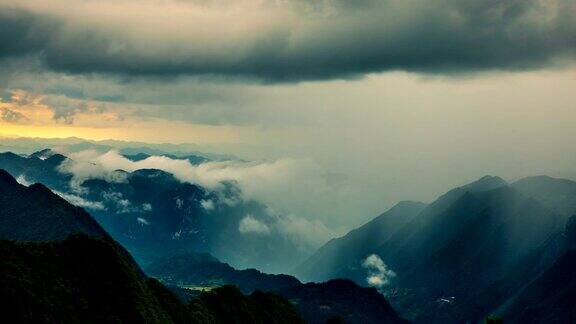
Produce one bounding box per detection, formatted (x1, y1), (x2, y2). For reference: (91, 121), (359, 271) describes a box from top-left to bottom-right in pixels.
(0, 0), (575, 82)
(0, 8), (53, 58)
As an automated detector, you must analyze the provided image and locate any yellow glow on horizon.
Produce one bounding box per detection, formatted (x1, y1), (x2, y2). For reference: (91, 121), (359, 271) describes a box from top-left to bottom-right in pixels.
(0, 120), (252, 144)
(0, 124), (125, 141)
(1, 87), (250, 144)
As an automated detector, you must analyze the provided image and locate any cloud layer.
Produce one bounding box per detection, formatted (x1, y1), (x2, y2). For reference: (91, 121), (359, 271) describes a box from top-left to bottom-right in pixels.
(57, 149), (344, 229)
(56, 149), (335, 248)
(1, 0), (575, 81)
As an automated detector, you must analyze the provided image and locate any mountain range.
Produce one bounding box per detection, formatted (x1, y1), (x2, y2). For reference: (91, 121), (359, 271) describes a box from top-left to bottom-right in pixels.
(3, 145), (576, 323)
(0, 149), (304, 273)
(0, 168), (308, 323)
(146, 251), (407, 324)
(297, 175), (576, 322)
(0, 167), (407, 323)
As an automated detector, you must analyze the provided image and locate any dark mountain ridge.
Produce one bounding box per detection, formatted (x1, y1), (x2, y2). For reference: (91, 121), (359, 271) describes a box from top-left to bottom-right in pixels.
(147, 252), (302, 294)
(146, 250), (408, 324)
(0, 169), (108, 242)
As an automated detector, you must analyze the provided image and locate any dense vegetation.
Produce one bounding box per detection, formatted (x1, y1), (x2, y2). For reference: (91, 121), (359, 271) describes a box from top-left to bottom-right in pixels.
(189, 285), (305, 324)
(0, 235), (186, 323)
(0, 235), (305, 324)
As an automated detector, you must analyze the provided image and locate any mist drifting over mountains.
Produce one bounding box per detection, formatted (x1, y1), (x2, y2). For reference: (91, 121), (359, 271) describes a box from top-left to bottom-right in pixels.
(1, 0), (576, 322)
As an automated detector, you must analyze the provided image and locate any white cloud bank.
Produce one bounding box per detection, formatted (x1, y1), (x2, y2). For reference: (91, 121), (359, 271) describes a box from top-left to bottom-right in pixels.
(58, 149), (340, 222)
(362, 254), (396, 288)
(56, 149), (336, 247)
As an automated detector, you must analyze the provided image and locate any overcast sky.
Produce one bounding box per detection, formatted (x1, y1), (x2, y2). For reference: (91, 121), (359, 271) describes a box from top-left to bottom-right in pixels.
(1, 0), (576, 229)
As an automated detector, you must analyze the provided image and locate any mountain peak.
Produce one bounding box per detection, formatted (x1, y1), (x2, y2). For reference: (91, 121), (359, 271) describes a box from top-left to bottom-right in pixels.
(29, 148), (57, 160)
(461, 175), (507, 192)
(393, 200), (428, 210)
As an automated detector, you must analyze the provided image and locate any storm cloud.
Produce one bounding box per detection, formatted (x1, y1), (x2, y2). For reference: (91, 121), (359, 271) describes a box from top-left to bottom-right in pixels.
(0, 0), (575, 81)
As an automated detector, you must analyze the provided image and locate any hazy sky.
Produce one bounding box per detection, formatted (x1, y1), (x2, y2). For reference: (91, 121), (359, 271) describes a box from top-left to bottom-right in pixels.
(1, 0), (576, 229)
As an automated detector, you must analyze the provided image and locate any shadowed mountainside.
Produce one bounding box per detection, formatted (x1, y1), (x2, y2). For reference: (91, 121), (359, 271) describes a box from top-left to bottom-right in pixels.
(297, 175), (575, 323)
